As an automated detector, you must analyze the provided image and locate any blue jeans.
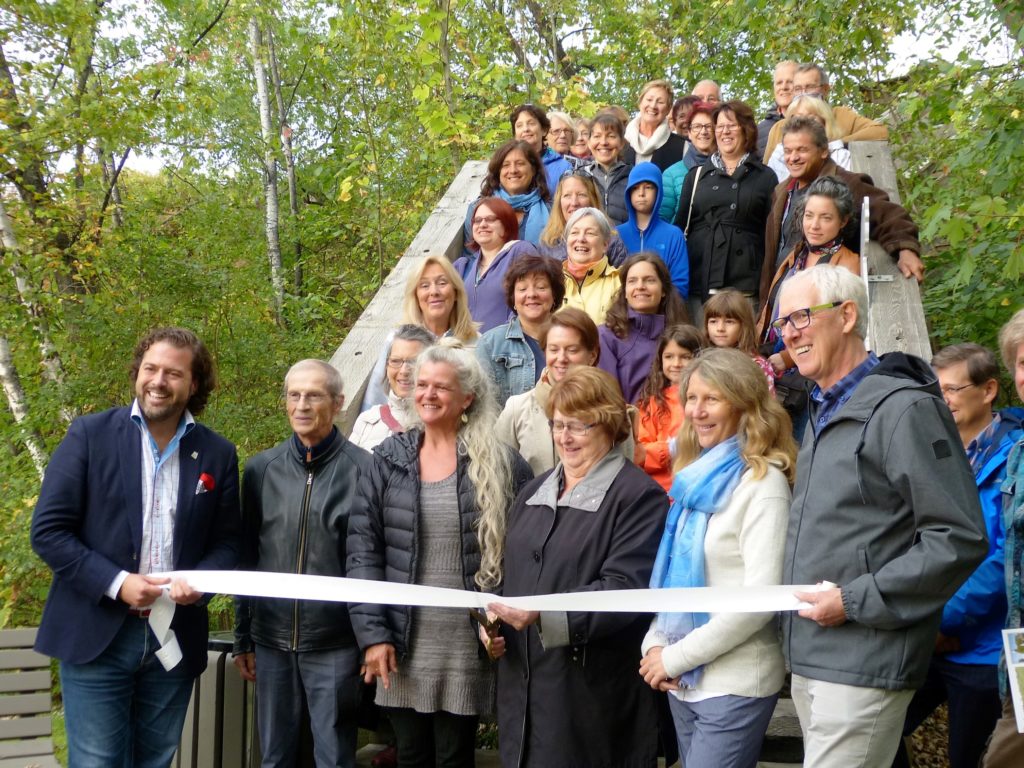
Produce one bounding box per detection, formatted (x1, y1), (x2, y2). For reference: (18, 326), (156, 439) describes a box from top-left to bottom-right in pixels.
(60, 614), (195, 768)
(255, 643), (362, 768)
(668, 691), (778, 768)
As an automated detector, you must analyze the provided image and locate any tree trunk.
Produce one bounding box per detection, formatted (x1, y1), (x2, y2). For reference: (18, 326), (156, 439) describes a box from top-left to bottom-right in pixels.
(248, 18), (286, 326)
(267, 27), (303, 295)
(437, 0), (462, 172)
(0, 197), (73, 423)
(0, 336), (48, 480)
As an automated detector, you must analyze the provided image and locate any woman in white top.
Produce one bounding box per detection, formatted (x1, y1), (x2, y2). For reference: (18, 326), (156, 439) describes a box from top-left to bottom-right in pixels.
(640, 347), (797, 768)
(767, 95), (852, 181)
(350, 325), (435, 451)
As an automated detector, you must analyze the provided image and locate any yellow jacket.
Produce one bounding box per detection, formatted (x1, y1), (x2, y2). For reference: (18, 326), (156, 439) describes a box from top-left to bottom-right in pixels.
(562, 256), (620, 325)
(762, 105), (889, 164)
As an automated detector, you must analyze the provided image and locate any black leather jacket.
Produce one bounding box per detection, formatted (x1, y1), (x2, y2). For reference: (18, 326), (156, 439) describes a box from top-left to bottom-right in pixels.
(234, 428), (371, 654)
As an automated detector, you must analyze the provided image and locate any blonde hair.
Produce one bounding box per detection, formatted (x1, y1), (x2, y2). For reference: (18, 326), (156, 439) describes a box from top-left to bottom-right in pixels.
(402, 255), (479, 343)
(999, 308), (1024, 372)
(539, 174), (605, 246)
(410, 339), (514, 590)
(638, 79), (674, 108)
(673, 348), (797, 482)
(787, 95), (841, 142)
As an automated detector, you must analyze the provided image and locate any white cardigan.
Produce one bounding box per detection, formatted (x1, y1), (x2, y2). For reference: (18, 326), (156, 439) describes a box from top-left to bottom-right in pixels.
(642, 465), (791, 699)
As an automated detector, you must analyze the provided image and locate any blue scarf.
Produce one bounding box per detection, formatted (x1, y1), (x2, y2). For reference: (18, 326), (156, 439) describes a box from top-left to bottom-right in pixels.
(650, 436), (745, 685)
(495, 187), (550, 244)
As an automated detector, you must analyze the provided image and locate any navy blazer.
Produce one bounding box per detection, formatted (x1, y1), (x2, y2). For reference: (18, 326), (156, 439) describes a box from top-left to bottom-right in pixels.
(31, 406), (241, 678)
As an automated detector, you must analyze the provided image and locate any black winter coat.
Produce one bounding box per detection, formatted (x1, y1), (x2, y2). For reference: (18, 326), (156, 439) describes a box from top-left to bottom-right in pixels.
(234, 430), (370, 654)
(496, 455), (668, 768)
(347, 428), (532, 657)
(622, 132), (687, 173)
(674, 156), (777, 301)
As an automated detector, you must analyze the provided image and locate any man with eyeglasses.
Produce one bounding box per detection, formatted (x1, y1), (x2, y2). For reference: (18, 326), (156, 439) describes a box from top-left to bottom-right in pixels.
(761, 62), (888, 163)
(776, 265), (987, 768)
(234, 359), (371, 768)
(893, 344), (1022, 768)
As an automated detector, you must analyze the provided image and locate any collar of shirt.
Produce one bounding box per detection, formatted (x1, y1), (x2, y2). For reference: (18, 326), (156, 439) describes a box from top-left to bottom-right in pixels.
(293, 426), (339, 464)
(809, 352), (880, 434)
(966, 412), (1000, 473)
(130, 399), (195, 468)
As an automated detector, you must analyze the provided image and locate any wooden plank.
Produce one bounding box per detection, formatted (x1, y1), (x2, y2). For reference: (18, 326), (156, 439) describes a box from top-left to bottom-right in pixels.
(332, 160), (487, 433)
(0, 716), (51, 740)
(0, 630), (37, 650)
(848, 142), (932, 360)
(0, 737), (55, 760)
(0, 693), (50, 717)
(0, 671), (50, 695)
(0, 651), (48, 672)
(0, 755), (61, 768)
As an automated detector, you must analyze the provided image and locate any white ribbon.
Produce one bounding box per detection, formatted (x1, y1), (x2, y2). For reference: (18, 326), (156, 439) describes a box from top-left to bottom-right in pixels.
(155, 569), (824, 615)
(148, 593), (183, 671)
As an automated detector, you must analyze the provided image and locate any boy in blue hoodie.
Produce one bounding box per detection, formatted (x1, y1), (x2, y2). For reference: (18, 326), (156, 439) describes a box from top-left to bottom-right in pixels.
(616, 162), (689, 300)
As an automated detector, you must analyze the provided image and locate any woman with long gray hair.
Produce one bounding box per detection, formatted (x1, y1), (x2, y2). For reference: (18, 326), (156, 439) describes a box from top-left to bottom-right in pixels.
(348, 340), (532, 767)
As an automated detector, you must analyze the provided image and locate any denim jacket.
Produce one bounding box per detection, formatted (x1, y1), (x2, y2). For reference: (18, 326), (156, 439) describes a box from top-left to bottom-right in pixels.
(475, 317), (539, 407)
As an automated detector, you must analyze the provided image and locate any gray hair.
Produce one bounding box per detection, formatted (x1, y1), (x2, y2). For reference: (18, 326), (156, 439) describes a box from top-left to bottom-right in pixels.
(999, 308), (1024, 373)
(563, 206), (611, 245)
(284, 359), (344, 401)
(782, 115), (829, 150)
(411, 338), (514, 590)
(792, 175), (855, 228)
(547, 110), (576, 143)
(380, 325), (436, 388)
(783, 264), (868, 339)
(796, 63), (830, 87)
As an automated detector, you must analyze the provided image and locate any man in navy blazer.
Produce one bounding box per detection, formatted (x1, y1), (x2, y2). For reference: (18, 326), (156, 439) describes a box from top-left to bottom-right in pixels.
(31, 327), (241, 768)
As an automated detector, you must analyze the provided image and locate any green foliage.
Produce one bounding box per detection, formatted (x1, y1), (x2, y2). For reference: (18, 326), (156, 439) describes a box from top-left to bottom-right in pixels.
(1, 0), (1023, 632)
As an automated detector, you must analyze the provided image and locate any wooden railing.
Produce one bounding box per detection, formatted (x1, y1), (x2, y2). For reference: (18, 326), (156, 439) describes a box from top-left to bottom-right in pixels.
(331, 141), (930, 432)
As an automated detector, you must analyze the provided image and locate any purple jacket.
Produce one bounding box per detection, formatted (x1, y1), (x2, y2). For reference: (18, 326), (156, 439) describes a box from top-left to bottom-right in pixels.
(597, 309), (666, 404)
(453, 240), (539, 333)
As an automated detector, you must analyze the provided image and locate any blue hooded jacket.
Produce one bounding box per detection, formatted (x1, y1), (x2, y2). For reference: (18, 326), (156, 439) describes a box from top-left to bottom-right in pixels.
(615, 163), (689, 299)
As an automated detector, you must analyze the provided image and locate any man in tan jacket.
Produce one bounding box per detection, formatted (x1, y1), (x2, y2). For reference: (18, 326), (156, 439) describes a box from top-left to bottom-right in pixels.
(761, 63), (888, 162)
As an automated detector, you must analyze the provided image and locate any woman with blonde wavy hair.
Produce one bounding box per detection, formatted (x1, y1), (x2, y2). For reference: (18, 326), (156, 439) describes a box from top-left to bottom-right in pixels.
(640, 347), (796, 768)
(348, 339), (532, 768)
(361, 255), (479, 410)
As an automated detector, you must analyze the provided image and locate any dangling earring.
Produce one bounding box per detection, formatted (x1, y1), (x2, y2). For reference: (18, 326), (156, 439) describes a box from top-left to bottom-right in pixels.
(461, 411), (469, 424)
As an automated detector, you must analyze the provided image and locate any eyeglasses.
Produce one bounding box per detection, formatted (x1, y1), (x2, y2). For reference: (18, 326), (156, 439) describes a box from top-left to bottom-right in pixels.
(472, 215), (499, 226)
(548, 420), (595, 437)
(770, 301), (843, 334)
(715, 124), (738, 134)
(387, 357), (417, 370)
(940, 383), (980, 396)
(286, 392), (329, 405)
(689, 123), (713, 134)
(792, 85), (823, 95)
(549, 128), (573, 136)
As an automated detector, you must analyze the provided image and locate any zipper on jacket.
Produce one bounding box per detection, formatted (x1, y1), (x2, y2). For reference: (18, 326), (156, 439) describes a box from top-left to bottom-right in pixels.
(292, 468), (314, 650)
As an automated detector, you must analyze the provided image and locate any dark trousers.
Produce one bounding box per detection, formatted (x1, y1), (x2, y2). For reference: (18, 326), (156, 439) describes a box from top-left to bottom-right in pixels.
(385, 707), (478, 768)
(894, 655), (1001, 768)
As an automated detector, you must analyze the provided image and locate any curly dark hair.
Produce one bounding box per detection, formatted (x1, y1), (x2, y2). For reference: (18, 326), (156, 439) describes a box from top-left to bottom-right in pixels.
(503, 254), (566, 314)
(480, 140), (549, 202)
(603, 253), (688, 340)
(129, 327), (216, 415)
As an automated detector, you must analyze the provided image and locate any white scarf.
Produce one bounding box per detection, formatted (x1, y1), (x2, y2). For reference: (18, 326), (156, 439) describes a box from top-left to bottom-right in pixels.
(625, 117), (671, 164)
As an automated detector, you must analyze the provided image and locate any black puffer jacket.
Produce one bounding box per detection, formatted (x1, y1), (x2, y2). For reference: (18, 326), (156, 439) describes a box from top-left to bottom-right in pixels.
(234, 429), (371, 654)
(347, 428), (532, 657)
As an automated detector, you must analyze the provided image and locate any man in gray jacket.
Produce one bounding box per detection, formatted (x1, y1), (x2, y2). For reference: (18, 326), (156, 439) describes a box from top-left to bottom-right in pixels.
(233, 360), (370, 768)
(773, 265), (987, 767)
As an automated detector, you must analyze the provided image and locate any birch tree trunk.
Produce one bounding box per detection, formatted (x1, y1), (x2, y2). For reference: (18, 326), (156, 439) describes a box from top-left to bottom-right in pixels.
(267, 27), (303, 295)
(0, 336), (48, 480)
(0, 197), (73, 423)
(248, 18), (286, 327)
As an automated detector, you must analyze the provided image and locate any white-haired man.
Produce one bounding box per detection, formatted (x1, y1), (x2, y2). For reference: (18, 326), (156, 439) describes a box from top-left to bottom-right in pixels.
(776, 265), (988, 767)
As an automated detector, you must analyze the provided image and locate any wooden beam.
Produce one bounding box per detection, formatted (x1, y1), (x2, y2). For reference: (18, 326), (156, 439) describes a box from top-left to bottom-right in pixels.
(848, 141), (932, 360)
(331, 161), (486, 433)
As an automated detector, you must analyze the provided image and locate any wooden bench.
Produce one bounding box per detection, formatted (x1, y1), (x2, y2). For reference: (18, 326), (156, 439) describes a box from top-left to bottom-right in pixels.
(0, 628), (59, 768)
